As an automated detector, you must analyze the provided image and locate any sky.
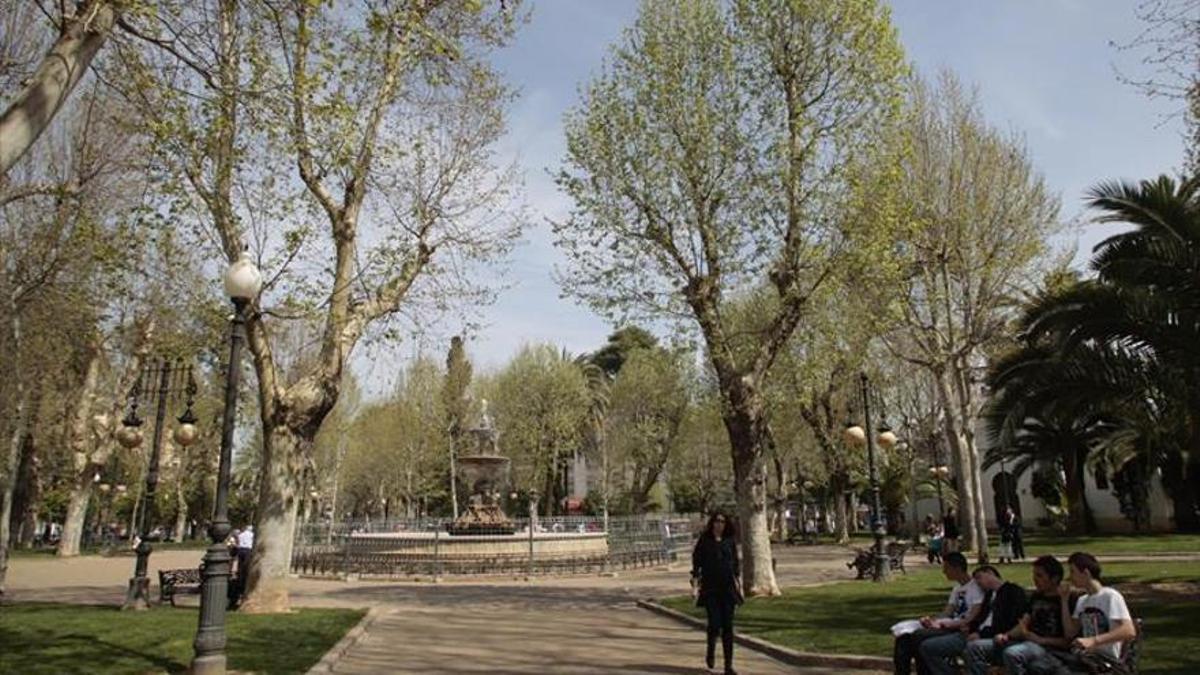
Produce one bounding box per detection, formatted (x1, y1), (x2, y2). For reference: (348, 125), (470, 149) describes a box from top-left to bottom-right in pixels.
(395, 0), (1187, 380)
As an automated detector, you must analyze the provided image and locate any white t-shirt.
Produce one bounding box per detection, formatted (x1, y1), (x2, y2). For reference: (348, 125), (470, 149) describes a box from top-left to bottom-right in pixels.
(946, 579), (985, 622)
(1074, 586), (1132, 660)
(237, 529), (254, 549)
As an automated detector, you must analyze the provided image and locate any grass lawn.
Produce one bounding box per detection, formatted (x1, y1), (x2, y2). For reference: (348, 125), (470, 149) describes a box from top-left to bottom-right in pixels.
(661, 561), (1200, 675)
(0, 603), (364, 674)
(1018, 532), (1200, 555)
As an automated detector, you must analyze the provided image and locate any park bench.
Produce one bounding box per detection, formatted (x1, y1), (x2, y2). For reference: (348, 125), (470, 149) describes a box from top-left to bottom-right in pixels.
(975, 617), (1144, 675)
(847, 541), (910, 579)
(158, 566), (203, 606)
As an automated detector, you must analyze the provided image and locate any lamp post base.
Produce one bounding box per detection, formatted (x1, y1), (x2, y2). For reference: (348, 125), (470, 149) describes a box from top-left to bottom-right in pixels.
(191, 653), (227, 675)
(122, 576), (152, 610)
(192, 541), (233, 674)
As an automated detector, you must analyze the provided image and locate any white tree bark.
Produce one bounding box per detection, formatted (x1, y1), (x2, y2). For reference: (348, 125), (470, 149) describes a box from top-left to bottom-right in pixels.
(240, 423), (303, 614)
(0, 293), (26, 593)
(735, 454), (778, 596)
(0, 0), (119, 175)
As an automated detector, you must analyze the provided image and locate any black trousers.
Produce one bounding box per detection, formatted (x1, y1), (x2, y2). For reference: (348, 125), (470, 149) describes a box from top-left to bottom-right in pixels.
(893, 628), (946, 675)
(704, 594), (735, 669)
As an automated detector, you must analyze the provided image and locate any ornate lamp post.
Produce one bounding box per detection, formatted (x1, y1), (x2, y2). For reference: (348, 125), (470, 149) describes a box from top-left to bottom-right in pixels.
(843, 372), (892, 582)
(928, 464), (950, 519)
(192, 255), (261, 675)
(119, 358), (200, 610)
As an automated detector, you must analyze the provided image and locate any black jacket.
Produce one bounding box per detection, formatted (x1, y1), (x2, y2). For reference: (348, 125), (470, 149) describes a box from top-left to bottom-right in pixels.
(972, 582), (1028, 638)
(691, 535), (739, 604)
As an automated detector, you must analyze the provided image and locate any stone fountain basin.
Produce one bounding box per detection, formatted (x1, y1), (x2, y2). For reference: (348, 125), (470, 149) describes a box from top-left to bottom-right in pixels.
(349, 530), (609, 558)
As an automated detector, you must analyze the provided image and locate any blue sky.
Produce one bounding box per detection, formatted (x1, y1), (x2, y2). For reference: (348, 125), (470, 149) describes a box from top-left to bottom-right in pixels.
(445, 0), (1187, 371)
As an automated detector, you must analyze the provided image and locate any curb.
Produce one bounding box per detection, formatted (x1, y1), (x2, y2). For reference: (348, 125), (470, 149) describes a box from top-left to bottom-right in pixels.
(306, 606), (385, 674)
(636, 599), (890, 673)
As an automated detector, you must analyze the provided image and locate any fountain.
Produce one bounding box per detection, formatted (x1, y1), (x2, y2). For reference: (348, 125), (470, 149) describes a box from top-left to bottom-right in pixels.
(327, 399), (610, 576)
(447, 400), (515, 535)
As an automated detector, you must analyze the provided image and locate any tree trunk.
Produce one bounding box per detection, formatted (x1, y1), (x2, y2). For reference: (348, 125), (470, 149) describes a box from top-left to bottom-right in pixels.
(952, 361), (990, 559)
(14, 428), (40, 548)
(834, 487), (850, 543)
(723, 395), (780, 597)
(933, 368), (981, 554)
(1063, 444), (1094, 535)
(58, 337), (106, 557)
(58, 484), (91, 557)
(241, 423), (303, 614)
(0, 295), (26, 593)
(0, 0), (120, 175)
(172, 481), (188, 542)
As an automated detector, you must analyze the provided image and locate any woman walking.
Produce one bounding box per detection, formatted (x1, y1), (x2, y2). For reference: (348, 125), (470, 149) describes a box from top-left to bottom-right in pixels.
(691, 511), (742, 674)
(941, 507), (960, 554)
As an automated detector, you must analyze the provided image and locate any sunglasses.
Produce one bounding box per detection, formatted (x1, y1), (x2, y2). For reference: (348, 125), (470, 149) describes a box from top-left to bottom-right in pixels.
(714, 518), (726, 523)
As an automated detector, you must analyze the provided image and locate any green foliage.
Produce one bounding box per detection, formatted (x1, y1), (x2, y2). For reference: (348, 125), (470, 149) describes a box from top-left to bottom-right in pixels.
(588, 326), (658, 377)
(986, 175), (1200, 532)
(487, 344), (590, 512)
(606, 346), (692, 512)
(340, 356), (448, 518)
(555, 0), (908, 328)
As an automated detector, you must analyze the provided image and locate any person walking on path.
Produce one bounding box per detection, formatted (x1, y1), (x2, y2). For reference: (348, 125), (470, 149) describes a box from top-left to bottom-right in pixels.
(692, 511), (742, 675)
(1010, 511), (1025, 561)
(942, 508), (960, 555)
(997, 508), (1015, 564)
(235, 525), (254, 600)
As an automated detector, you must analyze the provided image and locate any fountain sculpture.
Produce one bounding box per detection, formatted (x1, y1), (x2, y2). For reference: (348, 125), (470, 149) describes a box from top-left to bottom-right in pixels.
(448, 400), (515, 535)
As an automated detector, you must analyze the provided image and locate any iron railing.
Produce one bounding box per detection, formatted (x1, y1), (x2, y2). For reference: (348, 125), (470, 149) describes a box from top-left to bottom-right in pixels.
(290, 514), (699, 579)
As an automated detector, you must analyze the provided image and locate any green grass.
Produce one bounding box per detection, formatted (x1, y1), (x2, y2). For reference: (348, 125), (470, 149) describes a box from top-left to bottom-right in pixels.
(1018, 532), (1200, 555)
(0, 603), (364, 674)
(661, 561), (1200, 675)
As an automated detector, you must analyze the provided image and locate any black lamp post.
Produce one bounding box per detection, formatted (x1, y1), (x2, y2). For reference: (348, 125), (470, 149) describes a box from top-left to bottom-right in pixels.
(843, 372), (893, 582)
(192, 255), (261, 675)
(118, 358), (199, 610)
(929, 447), (950, 520)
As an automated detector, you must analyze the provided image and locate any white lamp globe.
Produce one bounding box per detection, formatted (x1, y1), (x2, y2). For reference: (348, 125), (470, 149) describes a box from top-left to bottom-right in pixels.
(877, 429), (898, 451)
(843, 424), (866, 448)
(224, 256), (263, 300)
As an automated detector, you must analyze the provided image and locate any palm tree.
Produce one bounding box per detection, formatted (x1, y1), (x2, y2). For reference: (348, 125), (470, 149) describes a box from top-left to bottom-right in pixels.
(989, 175), (1200, 531)
(574, 355), (611, 528)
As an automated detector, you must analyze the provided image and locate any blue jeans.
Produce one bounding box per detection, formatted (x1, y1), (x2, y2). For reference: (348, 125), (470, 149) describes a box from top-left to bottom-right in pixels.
(919, 631), (968, 675)
(963, 638), (1003, 675)
(1002, 641), (1050, 675)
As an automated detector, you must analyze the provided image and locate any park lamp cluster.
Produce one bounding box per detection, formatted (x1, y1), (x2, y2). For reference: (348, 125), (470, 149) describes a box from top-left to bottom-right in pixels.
(842, 422), (899, 451)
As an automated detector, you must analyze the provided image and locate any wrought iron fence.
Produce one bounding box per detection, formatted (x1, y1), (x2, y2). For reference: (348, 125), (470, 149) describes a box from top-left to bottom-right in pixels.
(290, 514), (700, 579)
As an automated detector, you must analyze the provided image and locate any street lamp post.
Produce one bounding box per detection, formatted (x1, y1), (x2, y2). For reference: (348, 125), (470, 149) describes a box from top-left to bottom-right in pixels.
(119, 358), (199, 610)
(843, 372), (892, 582)
(928, 464), (949, 519)
(192, 255), (261, 675)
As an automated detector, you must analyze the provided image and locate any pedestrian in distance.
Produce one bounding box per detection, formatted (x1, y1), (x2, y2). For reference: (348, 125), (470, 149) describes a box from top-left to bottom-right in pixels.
(691, 511), (743, 675)
(942, 508), (960, 554)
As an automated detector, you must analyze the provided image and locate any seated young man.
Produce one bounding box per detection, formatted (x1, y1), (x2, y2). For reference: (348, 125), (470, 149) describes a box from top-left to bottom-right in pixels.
(893, 552), (984, 675)
(996, 555), (1079, 675)
(958, 566), (1028, 675)
(1026, 552), (1137, 674)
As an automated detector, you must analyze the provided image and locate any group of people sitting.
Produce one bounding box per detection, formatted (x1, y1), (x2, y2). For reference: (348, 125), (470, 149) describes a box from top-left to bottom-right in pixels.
(894, 551), (1136, 675)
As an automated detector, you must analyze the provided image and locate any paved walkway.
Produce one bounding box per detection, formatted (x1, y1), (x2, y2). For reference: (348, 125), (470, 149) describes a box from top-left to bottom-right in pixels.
(6, 546), (878, 673)
(12, 545), (1194, 673)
